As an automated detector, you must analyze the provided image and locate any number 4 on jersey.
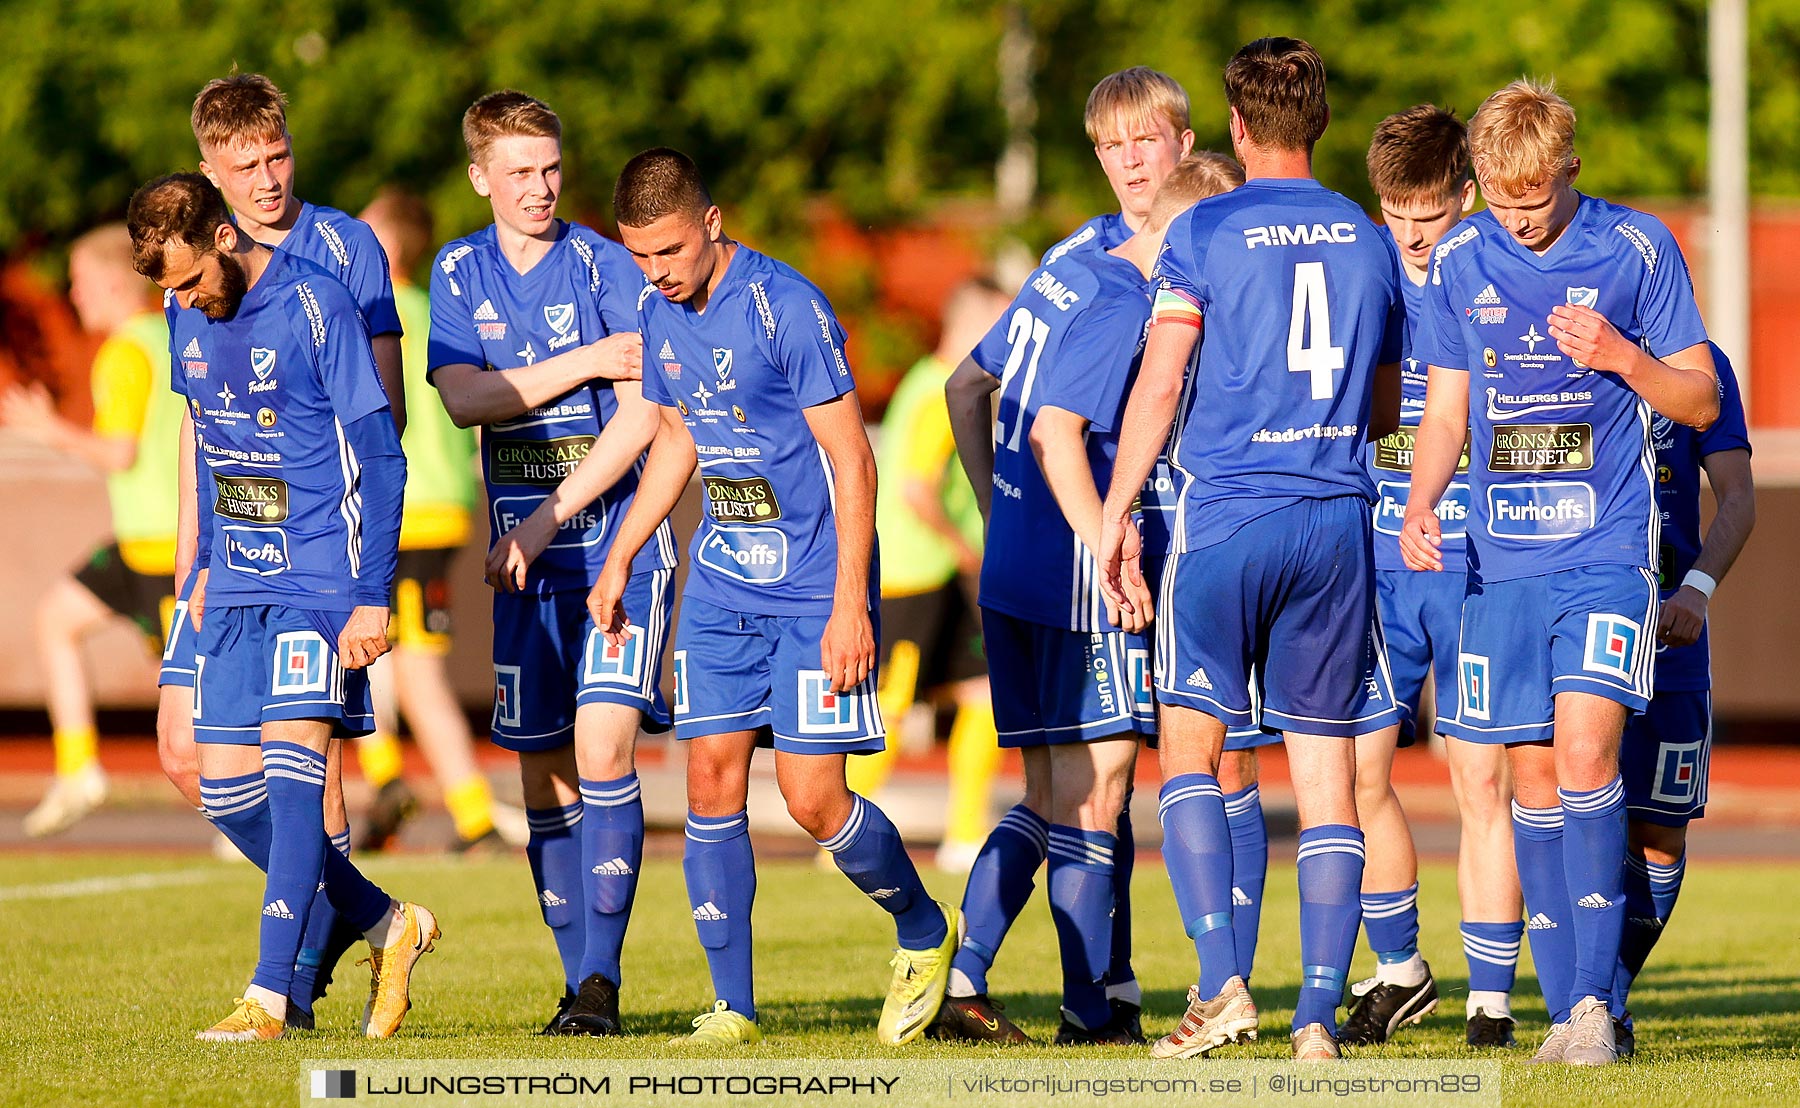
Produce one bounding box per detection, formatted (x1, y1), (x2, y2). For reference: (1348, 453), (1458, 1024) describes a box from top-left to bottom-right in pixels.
(1287, 261), (1344, 400)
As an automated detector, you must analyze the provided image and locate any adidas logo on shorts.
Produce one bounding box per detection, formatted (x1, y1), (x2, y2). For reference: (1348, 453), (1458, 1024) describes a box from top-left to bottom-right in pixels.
(1473, 283), (1503, 305)
(1577, 892), (1616, 910)
(659, 339), (676, 361)
(591, 857), (635, 877)
(693, 901), (728, 921)
(182, 337), (203, 358)
(263, 899), (295, 920)
(540, 889), (568, 908)
(472, 298), (500, 321)
(1186, 668), (1214, 691)
(1232, 887), (1253, 907)
(1527, 912), (1558, 930)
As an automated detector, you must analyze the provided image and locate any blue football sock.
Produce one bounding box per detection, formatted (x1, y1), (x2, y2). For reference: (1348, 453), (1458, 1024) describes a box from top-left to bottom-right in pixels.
(952, 804), (1048, 995)
(252, 742), (329, 998)
(526, 801), (586, 993)
(820, 794), (945, 949)
(1362, 882), (1421, 963)
(1560, 779), (1626, 1013)
(1106, 791), (1136, 993)
(1047, 825), (1116, 1030)
(1158, 774), (1240, 997)
(1462, 920), (1525, 997)
(289, 831), (350, 1016)
(1224, 784), (1268, 981)
(685, 810), (757, 1020)
(1294, 824), (1365, 1033)
(201, 772), (273, 867)
(1512, 802), (1575, 1024)
(1617, 850), (1684, 1010)
(578, 774), (644, 986)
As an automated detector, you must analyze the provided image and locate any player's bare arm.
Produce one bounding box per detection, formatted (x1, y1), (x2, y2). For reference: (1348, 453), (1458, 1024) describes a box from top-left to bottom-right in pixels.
(587, 403), (695, 639)
(803, 391), (878, 694)
(1546, 311), (1718, 430)
(1397, 366), (1471, 572)
(1030, 404), (1146, 634)
(1370, 360), (1404, 440)
(944, 355), (999, 521)
(1097, 320), (1195, 613)
(487, 379), (661, 592)
(371, 333), (407, 435)
(1661, 447), (1755, 647)
(432, 331), (644, 428)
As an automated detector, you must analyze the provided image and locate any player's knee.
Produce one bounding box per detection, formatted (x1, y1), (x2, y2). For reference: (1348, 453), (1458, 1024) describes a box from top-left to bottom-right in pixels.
(783, 791), (845, 840)
(1452, 761), (1512, 823)
(155, 722), (201, 806)
(1353, 772), (1394, 816)
(1629, 819), (1687, 865)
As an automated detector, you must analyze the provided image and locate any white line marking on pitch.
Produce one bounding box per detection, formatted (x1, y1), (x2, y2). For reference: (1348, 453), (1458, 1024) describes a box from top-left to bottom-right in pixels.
(0, 867), (234, 903)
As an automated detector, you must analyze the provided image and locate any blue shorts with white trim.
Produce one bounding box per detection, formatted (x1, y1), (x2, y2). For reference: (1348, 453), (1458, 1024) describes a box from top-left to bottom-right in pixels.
(193, 604), (373, 745)
(982, 607), (1154, 749)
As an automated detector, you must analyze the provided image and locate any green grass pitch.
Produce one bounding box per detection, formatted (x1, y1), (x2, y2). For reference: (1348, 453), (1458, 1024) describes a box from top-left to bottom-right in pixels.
(2, 852), (1796, 1106)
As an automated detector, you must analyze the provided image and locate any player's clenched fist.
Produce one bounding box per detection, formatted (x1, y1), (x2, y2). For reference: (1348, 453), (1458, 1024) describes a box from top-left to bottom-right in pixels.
(1397, 504), (1445, 572)
(338, 605), (392, 669)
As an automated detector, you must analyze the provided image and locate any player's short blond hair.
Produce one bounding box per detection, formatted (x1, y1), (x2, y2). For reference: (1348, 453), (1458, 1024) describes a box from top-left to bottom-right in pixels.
(1469, 79), (1576, 196)
(191, 73), (289, 152)
(1084, 67), (1190, 144)
(1144, 152), (1245, 232)
(1367, 105), (1469, 206)
(70, 223), (137, 276)
(462, 90), (562, 168)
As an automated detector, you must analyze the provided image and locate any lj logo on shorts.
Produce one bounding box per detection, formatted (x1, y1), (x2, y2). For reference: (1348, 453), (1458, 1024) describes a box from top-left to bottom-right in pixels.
(797, 671), (861, 735)
(1583, 614), (1642, 680)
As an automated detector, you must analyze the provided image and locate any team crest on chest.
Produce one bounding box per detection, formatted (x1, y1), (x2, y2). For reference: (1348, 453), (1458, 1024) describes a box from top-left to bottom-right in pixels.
(712, 347), (737, 391)
(250, 347), (277, 380)
(1565, 286), (1600, 308)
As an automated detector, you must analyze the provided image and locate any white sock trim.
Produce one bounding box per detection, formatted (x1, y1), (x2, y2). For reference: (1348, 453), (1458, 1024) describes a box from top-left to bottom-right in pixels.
(1468, 990), (1512, 1020)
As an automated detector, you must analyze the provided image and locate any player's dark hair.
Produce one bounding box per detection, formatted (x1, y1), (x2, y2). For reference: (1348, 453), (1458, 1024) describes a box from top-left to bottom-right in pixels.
(191, 72), (289, 150)
(1223, 37), (1329, 152)
(126, 173), (232, 280)
(614, 147), (714, 228)
(1368, 105), (1470, 205)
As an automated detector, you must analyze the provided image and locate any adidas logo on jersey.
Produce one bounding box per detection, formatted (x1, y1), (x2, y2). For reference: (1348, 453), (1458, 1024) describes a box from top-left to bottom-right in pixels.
(472, 299), (500, 321)
(591, 857), (635, 877)
(659, 339), (676, 361)
(1577, 892), (1616, 910)
(868, 887), (902, 901)
(263, 899), (295, 920)
(182, 337), (203, 358)
(1527, 912), (1558, 930)
(1232, 887), (1254, 907)
(1186, 668), (1214, 691)
(693, 901), (728, 921)
(1473, 283), (1503, 305)
(540, 889), (568, 908)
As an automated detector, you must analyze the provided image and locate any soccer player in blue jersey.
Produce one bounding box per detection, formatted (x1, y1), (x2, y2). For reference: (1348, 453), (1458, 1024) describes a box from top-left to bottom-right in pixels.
(1343, 106), (1525, 1049)
(591, 148), (957, 1047)
(1042, 68), (1194, 262)
(128, 173), (435, 1042)
(428, 91), (666, 1037)
(936, 154), (1240, 1047)
(1098, 38), (1405, 1061)
(1611, 344), (1753, 1056)
(1399, 80), (1720, 1066)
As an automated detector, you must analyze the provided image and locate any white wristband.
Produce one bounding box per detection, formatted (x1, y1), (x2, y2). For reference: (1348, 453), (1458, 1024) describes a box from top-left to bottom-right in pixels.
(1682, 569), (1718, 599)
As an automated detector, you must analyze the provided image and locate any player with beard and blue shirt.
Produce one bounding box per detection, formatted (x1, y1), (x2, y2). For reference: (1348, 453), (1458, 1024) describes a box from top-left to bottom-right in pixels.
(1401, 80), (1719, 1067)
(592, 148), (956, 1048)
(429, 92), (669, 1038)
(129, 173), (435, 1043)
(1609, 345), (1752, 1056)
(1343, 105), (1529, 1051)
(935, 154), (1240, 1048)
(1099, 39), (1404, 1062)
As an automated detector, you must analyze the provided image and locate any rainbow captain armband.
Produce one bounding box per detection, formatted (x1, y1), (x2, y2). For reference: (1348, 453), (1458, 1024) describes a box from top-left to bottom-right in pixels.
(1151, 287), (1203, 328)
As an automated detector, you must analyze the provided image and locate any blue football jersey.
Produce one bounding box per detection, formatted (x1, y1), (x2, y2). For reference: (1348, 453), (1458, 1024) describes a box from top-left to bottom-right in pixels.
(265, 201), (402, 338)
(169, 250), (395, 611)
(1653, 343), (1750, 691)
(1041, 212), (1130, 266)
(427, 221), (674, 593)
(1368, 228), (1471, 572)
(972, 250), (1150, 630)
(1413, 195), (1709, 582)
(1153, 178), (1404, 553)
(640, 246), (865, 617)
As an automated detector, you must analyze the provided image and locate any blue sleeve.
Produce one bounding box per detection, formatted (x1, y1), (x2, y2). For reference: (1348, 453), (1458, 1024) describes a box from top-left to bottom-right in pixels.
(342, 221), (402, 337)
(772, 283), (856, 409)
(340, 410), (405, 606)
(164, 295), (183, 394)
(305, 281), (391, 426)
(426, 252), (483, 379)
(1036, 301), (1142, 433)
(1412, 253), (1466, 371)
(639, 305), (676, 408)
(1629, 217), (1708, 358)
(969, 302), (1018, 379)
(596, 239), (647, 336)
(1379, 249), (1406, 364)
(1698, 346), (1751, 457)
(1151, 207), (1207, 306)
(193, 436), (213, 571)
